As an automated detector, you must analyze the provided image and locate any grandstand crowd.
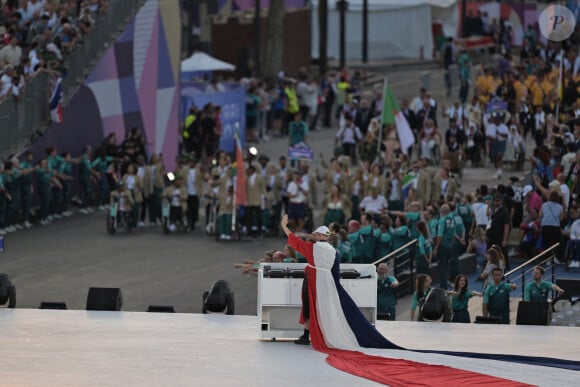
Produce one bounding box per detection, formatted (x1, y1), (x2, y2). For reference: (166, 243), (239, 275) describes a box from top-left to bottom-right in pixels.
(0, 0), (104, 100)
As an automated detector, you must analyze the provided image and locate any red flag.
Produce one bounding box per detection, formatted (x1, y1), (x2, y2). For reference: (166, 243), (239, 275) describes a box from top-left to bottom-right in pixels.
(234, 135), (246, 206)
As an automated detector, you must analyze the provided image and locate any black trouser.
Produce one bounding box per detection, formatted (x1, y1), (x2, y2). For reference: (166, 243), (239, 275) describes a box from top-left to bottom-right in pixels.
(342, 142), (356, 160)
(541, 226), (561, 251)
(140, 197), (149, 222)
(170, 206), (183, 225)
(245, 205), (262, 234)
(301, 275), (310, 320)
(187, 195), (199, 229)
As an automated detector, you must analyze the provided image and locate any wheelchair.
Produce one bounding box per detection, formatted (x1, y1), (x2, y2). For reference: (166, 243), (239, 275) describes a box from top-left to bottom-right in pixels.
(106, 201), (131, 235)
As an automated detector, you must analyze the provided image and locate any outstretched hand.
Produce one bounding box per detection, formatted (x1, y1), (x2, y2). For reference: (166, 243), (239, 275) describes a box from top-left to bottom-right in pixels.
(281, 214), (291, 237)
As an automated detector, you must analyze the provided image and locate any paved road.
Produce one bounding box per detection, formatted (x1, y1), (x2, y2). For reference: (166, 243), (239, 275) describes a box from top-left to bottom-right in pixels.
(0, 64), (529, 318)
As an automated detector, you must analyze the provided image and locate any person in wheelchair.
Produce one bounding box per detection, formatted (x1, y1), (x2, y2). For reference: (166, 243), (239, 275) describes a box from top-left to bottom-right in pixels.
(444, 119), (466, 175)
(110, 181), (134, 228)
(419, 118), (442, 162)
(162, 177), (188, 232)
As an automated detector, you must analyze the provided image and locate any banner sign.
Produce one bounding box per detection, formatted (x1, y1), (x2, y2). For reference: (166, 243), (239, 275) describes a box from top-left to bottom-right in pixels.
(180, 85), (246, 153)
(288, 142), (314, 161)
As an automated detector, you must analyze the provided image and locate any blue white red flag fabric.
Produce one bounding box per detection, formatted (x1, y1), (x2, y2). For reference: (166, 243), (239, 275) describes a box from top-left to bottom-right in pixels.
(49, 77), (63, 123)
(286, 233), (579, 386)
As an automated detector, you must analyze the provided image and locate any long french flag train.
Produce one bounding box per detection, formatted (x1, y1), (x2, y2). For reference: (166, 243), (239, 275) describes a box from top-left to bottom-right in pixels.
(287, 233), (580, 387)
(49, 77), (63, 124)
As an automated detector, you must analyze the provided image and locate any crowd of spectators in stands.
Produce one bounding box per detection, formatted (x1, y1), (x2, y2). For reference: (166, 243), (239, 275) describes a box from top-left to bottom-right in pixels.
(0, 0), (106, 101)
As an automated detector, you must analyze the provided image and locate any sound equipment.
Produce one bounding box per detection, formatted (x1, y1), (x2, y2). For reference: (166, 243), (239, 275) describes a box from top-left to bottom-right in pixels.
(516, 301), (552, 326)
(475, 316), (502, 324)
(86, 287), (123, 311)
(147, 305), (175, 313)
(39, 301), (67, 310)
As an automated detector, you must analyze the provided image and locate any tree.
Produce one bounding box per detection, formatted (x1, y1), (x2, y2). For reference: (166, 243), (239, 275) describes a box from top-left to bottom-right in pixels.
(263, 0), (285, 81)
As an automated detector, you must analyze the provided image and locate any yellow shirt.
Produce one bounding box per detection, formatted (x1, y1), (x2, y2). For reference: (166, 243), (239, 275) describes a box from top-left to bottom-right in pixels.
(489, 77), (502, 96)
(540, 79), (555, 98)
(476, 75), (489, 94)
(513, 80), (528, 103)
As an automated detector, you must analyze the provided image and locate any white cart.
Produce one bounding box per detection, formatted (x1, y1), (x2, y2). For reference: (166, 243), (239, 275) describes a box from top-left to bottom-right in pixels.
(257, 263), (378, 340)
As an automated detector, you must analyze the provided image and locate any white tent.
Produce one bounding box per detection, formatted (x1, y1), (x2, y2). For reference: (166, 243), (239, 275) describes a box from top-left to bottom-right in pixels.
(310, 0), (458, 61)
(181, 52), (236, 72)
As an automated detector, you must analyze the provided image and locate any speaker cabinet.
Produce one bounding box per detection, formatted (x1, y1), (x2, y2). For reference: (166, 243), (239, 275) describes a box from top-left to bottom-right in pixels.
(147, 305), (175, 313)
(86, 287), (123, 311)
(474, 316), (503, 324)
(516, 301), (552, 325)
(39, 301), (67, 310)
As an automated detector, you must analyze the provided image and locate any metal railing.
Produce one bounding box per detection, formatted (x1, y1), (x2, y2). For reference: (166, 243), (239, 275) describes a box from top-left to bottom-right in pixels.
(505, 243), (559, 300)
(373, 239), (418, 296)
(0, 0), (146, 160)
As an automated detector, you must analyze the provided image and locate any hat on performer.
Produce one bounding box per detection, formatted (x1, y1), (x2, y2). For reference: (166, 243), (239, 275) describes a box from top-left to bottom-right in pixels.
(313, 226), (331, 236)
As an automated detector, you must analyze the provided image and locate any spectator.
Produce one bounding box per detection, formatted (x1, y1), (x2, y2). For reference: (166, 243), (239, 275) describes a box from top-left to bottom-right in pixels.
(410, 274), (432, 321)
(449, 274), (482, 323)
(0, 35), (21, 66)
(540, 191), (564, 255)
(523, 266), (564, 303)
(376, 263), (399, 320)
(482, 267), (517, 324)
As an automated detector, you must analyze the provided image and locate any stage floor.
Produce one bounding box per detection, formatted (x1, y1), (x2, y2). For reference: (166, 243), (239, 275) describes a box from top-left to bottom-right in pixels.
(0, 309), (578, 386)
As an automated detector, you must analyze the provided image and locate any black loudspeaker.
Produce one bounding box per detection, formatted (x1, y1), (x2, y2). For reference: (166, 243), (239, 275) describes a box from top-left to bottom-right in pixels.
(516, 301), (552, 325)
(86, 287), (123, 311)
(39, 301), (67, 310)
(147, 305), (175, 313)
(475, 316), (502, 324)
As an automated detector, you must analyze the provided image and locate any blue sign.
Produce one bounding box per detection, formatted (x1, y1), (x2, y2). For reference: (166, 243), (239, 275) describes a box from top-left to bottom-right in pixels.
(288, 142), (314, 161)
(0, 235), (4, 252)
(180, 85), (246, 153)
(486, 99), (507, 113)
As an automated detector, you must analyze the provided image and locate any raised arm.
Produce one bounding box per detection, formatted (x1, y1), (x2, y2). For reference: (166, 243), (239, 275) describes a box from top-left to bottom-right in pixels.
(281, 214), (314, 264)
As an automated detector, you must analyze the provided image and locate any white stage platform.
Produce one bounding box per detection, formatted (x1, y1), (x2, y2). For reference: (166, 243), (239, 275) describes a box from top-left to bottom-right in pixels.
(0, 309), (579, 386)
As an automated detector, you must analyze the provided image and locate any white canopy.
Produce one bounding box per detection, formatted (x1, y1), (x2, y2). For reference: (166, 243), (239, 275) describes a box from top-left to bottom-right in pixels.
(181, 52), (235, 72)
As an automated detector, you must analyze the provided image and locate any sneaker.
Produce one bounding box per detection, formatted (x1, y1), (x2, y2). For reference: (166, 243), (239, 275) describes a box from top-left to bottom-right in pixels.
(47, 215), (54, 221)
(64, 211), (73, 217)
(23, 221), (32, 229)
(98, 206), (105, 211)
(40, 220), (49, 226)
(570, 261), (579, 268)
(138, 221), (145, 228)
(15, 224), (23, 230)
(87, 208), (95, 213)
(294, 334), (310, 345)
(169, 223), (177, 232)
(0, 229), (6, 236)
(79, 208), (89, 214)
(6, 226), (17, 232)
(53, 214), (62, 219)
(220, 234), (227, 240)
(223, 235), (232, 240)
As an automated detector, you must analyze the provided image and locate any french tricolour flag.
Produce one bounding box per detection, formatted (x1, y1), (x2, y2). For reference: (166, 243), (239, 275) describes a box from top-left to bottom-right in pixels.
(49, 77), (63, 124)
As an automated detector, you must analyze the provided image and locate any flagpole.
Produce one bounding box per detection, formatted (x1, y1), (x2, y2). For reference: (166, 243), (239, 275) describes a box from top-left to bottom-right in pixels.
(232, 123), (239, 233)
(376, 78), (387, 163)
(555, 49), (564, 124)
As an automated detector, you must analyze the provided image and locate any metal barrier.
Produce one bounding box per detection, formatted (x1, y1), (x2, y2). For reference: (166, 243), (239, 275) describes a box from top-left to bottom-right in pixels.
(0, 0), (146, 160)
(373, 239), (418, 296)
(504, 243), (559, 300)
